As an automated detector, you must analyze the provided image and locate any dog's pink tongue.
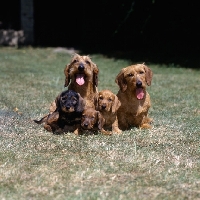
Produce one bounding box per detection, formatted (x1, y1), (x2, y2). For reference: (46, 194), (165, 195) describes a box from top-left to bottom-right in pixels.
(136, 88), (144, 100)
(76, 74), (85, 85)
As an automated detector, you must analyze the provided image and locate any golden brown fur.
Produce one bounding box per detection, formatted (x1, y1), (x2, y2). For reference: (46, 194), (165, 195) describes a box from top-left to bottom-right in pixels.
(115, 63), (153, 130)
(96, 89), (122, 134)
(64, 53), (99, 108)
(79, 107), (111, 135)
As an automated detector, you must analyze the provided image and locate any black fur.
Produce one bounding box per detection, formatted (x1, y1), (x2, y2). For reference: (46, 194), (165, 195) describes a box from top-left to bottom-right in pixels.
(34, 90), (85, 133)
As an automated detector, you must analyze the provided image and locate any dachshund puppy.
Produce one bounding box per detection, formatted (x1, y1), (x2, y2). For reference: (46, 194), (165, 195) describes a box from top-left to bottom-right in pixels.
(34, 90), (85, 134)
(64, 53), (99, 108)
(79, 107), (111, 135)
(115, 63), (153, 130)
(96, 89), (122, 134)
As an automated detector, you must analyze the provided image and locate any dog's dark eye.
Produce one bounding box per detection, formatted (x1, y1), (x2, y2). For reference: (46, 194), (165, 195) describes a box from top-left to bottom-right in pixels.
(73, 100), (77, 105)
(128, 73), (133, 77)
(73, 59), (78, 63)
(62, 96), (67, 101)
(85, 60), (90, 65)
(139, 71), (144, 74)
(108, 98), (112, 102)
(99, 96), (103, 100)
(72, 97), (77, 104)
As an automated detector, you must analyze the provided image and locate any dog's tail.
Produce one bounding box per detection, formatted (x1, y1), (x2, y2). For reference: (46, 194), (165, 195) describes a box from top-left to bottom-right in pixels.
(33, 115), (48, 124)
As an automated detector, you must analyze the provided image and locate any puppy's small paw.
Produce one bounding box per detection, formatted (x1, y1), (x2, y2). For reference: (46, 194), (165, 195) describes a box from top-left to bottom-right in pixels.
(101, 129), (112, 135)
(53, 128), (64, 134)
(140, 123), (152, 129)
(73, 128), (80, 135)
(44, 124), (53, 132)
(113, 128), (122, 134)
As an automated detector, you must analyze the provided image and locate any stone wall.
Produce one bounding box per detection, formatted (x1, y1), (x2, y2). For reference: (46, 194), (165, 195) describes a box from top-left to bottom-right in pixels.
(0, 0), (34, 46)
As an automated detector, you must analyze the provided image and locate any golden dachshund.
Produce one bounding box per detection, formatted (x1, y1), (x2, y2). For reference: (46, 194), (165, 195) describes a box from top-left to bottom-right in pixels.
(115, 63), (153, 130)
(79, 107), (111, 135)
(64, 53), (99, 108)
(96, 89), (122, 134)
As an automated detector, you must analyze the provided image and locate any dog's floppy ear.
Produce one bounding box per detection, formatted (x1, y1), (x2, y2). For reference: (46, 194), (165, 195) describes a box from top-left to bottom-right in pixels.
(144, 65), (153, 86)
(49, 100), (57, 114)
(112, 95), (121, 113)
(97, 111), (105, 130)
(64, 64), (71, 87)
(47, 93), (61, 123)
(50, 92), (62, 113)
(115, 68), (127, 92)
(76, 93), (86, 112)
(93, 93), (99, 110)
(93, 64), (99, 87)
(49, 92), (61, 114)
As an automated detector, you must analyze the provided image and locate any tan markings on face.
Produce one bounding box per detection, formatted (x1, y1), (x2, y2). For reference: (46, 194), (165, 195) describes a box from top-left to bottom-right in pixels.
(62, 107), (75, 113)
(60, 95), (77, 113)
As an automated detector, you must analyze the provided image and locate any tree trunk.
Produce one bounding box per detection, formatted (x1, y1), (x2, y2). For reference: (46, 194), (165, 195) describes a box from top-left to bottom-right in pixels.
(20, 0), (34, 45)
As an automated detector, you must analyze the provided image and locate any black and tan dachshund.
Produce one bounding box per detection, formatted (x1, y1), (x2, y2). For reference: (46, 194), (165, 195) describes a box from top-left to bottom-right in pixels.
(34, 90), (85, 134)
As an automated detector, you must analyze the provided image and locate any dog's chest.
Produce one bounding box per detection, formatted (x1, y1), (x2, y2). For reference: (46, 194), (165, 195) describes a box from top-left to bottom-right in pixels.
(69, 83), (95, 97)
(122, 100), (144, 117)
(135, 104), (143, 116)
(101, 112), (115, 126)
(59, 112), (82, 127)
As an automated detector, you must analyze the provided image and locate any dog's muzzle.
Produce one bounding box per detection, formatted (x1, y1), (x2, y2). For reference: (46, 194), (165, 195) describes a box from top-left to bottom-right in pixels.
(78, 63), (85, 71)
(101, 105), (106, 110)
(136, 80), (142, 88)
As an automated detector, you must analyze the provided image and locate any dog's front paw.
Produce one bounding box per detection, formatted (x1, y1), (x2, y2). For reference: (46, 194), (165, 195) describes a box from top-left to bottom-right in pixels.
(101, 129), (112, 135)
(73, 128), (80, 135)
(53, 128), (64, 134)
(113, 128), (122, 134)
(44, 124), (53, 132)
(140, 123), (152, 129)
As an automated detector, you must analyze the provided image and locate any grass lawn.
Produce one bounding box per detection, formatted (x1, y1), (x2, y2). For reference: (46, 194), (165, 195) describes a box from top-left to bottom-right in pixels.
(0, 47), (200, 200)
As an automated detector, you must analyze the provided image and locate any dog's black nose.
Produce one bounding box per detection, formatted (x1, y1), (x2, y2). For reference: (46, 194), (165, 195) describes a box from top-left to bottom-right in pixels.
(78, 63), (85, 71)
(102, 105), (106, 109)
(84, 123), (88, 127)
(66, 105), (70, 110)
(136, 80), (142, 87)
